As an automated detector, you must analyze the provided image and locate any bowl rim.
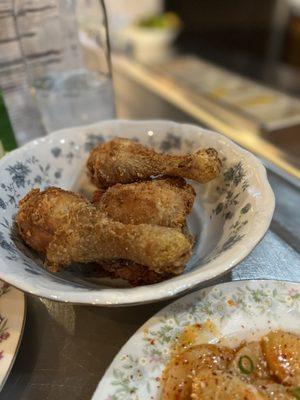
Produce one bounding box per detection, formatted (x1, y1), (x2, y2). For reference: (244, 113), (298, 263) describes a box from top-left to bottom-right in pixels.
(0, 119), (275, 305)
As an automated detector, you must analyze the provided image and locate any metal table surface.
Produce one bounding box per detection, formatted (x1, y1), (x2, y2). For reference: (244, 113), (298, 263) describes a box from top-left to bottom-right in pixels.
(1, 74), (300, 400)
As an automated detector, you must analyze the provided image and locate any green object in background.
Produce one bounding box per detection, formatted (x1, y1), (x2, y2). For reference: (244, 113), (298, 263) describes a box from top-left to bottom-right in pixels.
(137, 12), (181, 29)
(0, 91), (17, 153)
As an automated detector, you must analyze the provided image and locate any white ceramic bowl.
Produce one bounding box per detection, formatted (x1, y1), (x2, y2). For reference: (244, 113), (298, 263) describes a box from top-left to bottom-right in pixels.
(0, 120), (274, 305)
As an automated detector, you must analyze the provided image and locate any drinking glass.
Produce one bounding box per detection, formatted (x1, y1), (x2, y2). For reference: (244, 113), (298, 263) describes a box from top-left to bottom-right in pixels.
(14, 0), (115, 133)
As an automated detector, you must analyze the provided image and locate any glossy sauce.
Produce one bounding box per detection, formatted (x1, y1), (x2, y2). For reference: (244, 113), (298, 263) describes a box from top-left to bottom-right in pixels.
(161, 327), (300, 400)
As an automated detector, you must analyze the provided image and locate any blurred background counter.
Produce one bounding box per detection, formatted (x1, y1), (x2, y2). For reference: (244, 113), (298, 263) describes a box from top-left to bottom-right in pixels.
(107, 0), (300, 179)
(112, 54), (300, 179)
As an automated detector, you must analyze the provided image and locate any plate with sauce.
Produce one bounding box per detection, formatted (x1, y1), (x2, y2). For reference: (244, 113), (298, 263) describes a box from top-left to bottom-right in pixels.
(93, 279), (300, 399)
(0, 281), (25, 392)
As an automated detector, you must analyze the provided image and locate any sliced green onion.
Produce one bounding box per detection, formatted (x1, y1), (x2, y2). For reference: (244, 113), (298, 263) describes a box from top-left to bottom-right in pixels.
(238, 355), (254, 374)
(290, 387), (300, 399)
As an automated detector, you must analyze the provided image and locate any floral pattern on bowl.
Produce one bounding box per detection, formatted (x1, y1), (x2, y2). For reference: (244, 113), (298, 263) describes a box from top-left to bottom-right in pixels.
(0, 120), (274, 305)
(93, 280), (300, 399)
(0, 281), (25, 391)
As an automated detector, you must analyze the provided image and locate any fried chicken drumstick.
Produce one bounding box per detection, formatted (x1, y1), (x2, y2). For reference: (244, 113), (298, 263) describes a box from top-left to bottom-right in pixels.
(87, 138), (221, 188)
(92, 177), (195, 229)
(92, 178), (195, 285)
(16, 188), (192, 274)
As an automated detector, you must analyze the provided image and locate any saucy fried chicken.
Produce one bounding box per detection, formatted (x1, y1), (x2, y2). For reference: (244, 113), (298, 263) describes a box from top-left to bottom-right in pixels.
(87, 137), (221, 188)
(92, 177), (195, 229)
(16, 187), (192, 274)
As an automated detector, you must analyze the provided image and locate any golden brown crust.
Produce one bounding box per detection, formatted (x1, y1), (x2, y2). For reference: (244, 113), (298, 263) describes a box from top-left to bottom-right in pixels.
(90, 177), (195, 285)
(92, 177), (195, 229)
(16, 187), (192, 274)
(87, 137), (221, 188)
(46, 217), (191, 274)
(16, 187), (89, 254)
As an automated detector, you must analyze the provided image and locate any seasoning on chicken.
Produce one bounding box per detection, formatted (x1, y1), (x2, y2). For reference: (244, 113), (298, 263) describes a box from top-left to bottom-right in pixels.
(92, 177), (195, 229)
(87, 137), (222, 188)
(16, 187), (192, 274)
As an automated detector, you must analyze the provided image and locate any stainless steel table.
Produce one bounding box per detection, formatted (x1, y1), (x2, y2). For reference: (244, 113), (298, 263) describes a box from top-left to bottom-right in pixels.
(1, 73), (300, 400)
